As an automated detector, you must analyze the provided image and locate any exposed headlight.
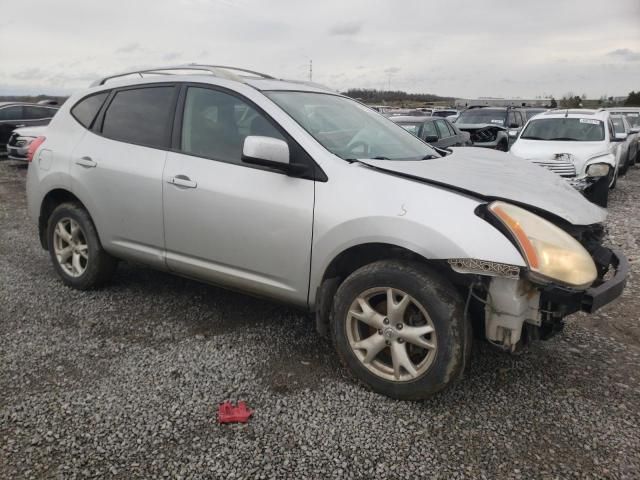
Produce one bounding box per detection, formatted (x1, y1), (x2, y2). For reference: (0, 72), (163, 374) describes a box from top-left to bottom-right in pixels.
(586, 163), (610, 177)
(488, 201), (597, 288)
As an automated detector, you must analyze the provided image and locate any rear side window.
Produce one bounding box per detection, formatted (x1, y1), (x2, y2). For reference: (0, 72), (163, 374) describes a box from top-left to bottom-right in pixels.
(421, 121), (438, 139)
(71, 92), (109, 128)
(24, 106), (57, 120)
(435, 119), (451, 137)
(102, 87), (175, 148)
(0, 106), (24, 121)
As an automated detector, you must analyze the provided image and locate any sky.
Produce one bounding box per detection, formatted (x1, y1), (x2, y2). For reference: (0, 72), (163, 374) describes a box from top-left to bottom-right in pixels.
(1, 0), (639, 99)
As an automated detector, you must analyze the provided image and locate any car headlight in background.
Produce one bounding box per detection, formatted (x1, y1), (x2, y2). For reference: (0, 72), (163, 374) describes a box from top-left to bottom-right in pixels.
(488, 201), (597, 288)
(586, 163), (611, 177)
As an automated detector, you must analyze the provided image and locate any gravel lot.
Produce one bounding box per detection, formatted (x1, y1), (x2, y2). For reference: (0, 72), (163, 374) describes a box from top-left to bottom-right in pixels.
(1, 159), (639, 479)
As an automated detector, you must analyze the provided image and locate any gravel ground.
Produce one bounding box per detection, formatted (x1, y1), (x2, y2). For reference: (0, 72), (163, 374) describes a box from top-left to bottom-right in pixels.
(1, 159), (639, 479)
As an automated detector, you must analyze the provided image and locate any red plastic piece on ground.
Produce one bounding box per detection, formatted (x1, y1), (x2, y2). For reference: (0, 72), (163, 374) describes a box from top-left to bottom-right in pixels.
(218, 401), (253, 424)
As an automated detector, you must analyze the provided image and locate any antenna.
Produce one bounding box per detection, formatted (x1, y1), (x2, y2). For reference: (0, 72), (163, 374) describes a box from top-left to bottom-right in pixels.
(309, 59), (313, 82)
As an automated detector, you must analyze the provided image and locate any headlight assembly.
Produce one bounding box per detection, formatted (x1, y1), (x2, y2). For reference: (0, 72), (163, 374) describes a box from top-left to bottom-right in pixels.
(488, 201), (597, 289)
(586, 163), (610, 177)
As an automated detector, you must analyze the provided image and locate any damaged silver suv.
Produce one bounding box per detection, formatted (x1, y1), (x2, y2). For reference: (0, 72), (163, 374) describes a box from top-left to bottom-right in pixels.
(26, 65), (628, 399)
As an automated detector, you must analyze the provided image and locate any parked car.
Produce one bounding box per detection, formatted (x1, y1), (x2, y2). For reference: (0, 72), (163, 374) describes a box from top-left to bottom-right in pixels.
(6, 126), (47, 161)
(26, 65), (628, 400)
(610, 114), (633, 175)
(510, 109), (622, 207)
(0, 102), (58, 155)
(455, 107), (526, 151)
(390, 115), (470, 148)
(606, 107), (640, 166)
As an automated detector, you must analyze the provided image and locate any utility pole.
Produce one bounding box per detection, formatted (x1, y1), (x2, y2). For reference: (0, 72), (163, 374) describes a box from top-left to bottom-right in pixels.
(309, 59), (313, 82)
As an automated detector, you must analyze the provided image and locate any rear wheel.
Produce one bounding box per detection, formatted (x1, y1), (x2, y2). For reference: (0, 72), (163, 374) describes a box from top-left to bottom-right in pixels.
(331, 260), (468, 400)
(497, 141), (509, 152)
(47, 203), (117, 289)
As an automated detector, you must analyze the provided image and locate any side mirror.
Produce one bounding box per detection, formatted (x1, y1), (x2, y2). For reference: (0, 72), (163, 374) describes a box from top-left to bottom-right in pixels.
(614, 132), (628, 141)
(243, 135), (290, 169)
(424, 135), (439, 143)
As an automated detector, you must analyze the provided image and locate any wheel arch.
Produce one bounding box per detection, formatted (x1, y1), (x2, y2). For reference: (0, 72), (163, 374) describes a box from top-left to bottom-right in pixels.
(313, 242), (448, 337)
(38, 188), (91, 250)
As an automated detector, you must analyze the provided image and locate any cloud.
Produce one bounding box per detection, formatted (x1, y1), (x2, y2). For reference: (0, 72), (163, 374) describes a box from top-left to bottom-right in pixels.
(12, 68), (46, 81)
(329, 21), (362, 36)
(162, 52), (182, 62)
(115, 42), (142, 54)
(606, 48), (640, 61)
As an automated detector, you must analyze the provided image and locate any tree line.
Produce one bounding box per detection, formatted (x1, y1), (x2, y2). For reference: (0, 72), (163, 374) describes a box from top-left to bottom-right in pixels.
(343, 88), (453, 104)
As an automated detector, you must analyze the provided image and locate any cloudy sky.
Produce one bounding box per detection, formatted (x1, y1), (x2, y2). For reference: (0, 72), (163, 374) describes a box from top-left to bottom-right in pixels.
(1, 0), (639, 99)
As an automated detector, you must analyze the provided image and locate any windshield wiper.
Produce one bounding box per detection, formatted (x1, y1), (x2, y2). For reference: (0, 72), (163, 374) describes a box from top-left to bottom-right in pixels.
(371, 156), (390, 160)
(422, 154), (438, 159)
(549, 137), (578, 141)
(520, 136), (545, 140)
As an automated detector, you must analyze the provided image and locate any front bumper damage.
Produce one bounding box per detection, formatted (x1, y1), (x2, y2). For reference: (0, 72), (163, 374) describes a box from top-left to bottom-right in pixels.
(482, 247), (628, 351)
(568, 175), (610, 208)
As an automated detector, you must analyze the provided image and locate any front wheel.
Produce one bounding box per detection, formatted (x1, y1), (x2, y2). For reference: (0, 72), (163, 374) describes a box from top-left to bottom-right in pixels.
(47, 203), (117, 289)
(331, 260), (468, 400)
(609, 167), (617, 190)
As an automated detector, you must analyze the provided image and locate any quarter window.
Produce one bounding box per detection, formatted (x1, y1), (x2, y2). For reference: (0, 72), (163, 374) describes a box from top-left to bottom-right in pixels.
(102, 87), (175, 148)
(180, 87), (284, 164)
(72, 92), (109, 128)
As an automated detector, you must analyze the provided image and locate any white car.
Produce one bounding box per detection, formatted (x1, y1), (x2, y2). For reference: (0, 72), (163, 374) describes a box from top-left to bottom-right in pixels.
(510, 109), (623, 207)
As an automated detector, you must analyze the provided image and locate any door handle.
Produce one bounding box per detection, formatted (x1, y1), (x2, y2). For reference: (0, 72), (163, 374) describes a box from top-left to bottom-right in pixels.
(168, 175), (197, 189)
(75, 156), (97, 168)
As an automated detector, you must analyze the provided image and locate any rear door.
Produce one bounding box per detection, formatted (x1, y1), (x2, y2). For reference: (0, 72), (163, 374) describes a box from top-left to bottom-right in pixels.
(162, 85), (315, 305)
(70, 85), (177, 268)
(434, 119), (456, 148)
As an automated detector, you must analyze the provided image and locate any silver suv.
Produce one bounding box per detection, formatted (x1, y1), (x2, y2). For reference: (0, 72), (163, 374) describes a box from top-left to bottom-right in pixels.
(26, 65), (628, 399)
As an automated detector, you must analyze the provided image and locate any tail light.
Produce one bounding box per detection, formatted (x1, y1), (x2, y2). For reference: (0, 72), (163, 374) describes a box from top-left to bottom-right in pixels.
(26, 136), (46, 162)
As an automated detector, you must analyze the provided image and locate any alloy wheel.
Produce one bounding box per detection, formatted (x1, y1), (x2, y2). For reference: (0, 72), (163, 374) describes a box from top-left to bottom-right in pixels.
(53, 218), (89, 277)
(346, 287), (437, 382)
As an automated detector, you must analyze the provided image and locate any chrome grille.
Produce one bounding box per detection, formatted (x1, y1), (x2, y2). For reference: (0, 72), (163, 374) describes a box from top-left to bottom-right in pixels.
(532, 160), (576, 178)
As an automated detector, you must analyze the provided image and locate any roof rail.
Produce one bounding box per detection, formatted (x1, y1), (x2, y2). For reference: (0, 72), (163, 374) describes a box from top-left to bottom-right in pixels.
(90, 64), (275, 87)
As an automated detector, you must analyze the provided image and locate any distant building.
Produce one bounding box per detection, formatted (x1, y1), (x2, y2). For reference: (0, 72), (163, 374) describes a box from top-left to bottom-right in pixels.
(454, 97), (552, 108)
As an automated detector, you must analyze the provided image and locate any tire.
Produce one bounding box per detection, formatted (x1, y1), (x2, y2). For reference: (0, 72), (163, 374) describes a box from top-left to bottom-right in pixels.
(497, 141), (509, 152)
(47, 202), (117, 289)
(609, 168), (617, 190)
(330, 260), (468, 400)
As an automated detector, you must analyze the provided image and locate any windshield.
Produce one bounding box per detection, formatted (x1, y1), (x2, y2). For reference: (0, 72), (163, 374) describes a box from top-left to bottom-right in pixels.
(265, 92), (440, 160)
(520, 118), (605, 141)
(457, 109), (506, 125)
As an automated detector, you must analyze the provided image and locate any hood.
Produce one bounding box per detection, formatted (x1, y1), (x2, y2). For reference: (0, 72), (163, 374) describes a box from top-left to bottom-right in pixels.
(13, 125), (47, 137)
(510, 140), (610, 167)
(364, 147), (607, 226)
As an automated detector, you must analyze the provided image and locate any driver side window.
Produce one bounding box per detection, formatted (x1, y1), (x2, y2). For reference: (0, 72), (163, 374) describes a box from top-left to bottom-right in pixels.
(180, 87), (285, 164)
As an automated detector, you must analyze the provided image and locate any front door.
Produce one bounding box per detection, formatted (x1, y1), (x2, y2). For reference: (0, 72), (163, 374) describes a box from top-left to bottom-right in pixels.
(162, 86), (315, 305)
